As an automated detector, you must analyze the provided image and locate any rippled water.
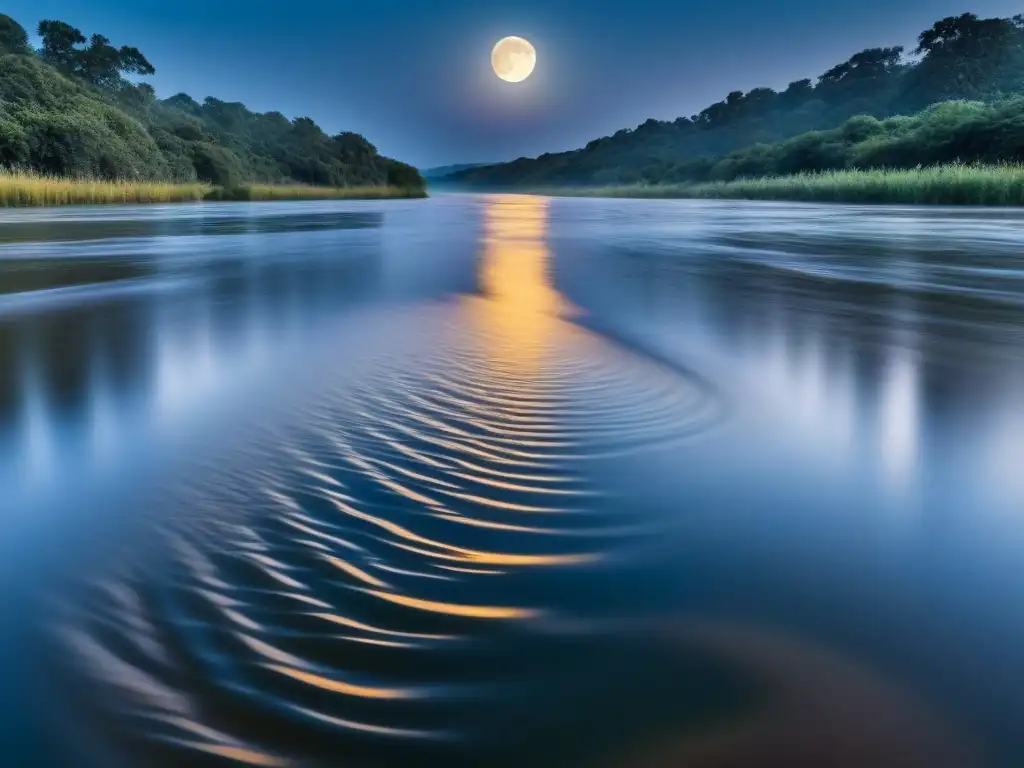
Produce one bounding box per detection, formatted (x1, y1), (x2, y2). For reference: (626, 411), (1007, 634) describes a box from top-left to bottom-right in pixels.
(2, 196), (1023, 767)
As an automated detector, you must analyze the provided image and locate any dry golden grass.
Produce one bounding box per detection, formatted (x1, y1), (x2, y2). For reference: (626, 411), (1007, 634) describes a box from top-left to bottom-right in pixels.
(0, 171), (427, 207)
(0, 171), (209, 206)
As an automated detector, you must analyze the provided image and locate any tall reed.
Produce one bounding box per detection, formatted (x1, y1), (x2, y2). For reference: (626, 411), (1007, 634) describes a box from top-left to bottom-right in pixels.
(538, 164), (1024, 206)
(0, 171), (427, 207)
(0, 171), (208, 206)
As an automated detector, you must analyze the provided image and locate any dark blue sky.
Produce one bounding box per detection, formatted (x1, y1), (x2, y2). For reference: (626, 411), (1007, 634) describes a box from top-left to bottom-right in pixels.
(6, 0), (1022, 166)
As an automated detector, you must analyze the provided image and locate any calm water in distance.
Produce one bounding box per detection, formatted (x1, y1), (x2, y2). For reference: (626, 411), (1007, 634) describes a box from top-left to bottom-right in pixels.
(1, 194), (1022, 767)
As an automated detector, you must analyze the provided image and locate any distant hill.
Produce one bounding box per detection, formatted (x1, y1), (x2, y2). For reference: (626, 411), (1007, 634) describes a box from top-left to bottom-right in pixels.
(422, 163), (489, 180)
(450, 12), (1024, 188)
(0, 12), (424, 190)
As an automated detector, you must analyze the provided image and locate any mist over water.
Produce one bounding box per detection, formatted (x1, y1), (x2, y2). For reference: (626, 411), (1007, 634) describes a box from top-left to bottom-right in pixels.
(1, 196), (1023, 766)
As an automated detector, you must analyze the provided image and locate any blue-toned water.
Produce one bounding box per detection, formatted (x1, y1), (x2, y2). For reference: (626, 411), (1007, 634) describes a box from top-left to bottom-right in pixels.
(1, 195), (1022, 767)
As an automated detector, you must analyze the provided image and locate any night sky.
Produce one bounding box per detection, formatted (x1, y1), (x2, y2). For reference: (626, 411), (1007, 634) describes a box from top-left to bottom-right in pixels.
(6, 0), (1023, 166)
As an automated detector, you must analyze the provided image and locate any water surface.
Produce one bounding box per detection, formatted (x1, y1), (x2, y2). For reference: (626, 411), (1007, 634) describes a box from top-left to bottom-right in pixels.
(1, 195), (1022, 767)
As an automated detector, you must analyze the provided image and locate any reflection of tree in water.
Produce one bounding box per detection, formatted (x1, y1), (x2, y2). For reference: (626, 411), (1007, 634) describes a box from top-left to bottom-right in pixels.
(0, 320), (22, 428)
(562, 230), (1024, 433)
(0, 258), (151, 295)
(0, 210), (385, 482)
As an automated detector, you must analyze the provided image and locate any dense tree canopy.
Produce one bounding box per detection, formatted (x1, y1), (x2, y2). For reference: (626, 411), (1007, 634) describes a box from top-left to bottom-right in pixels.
(0, 14), (29, 56)
(449, 11), (1024, 188)
(644, 99), (1024, 185)
(0, 13), (423, 190)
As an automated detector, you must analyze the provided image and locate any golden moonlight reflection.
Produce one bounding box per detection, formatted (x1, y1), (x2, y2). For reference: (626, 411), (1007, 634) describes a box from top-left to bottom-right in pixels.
(492, 36), (537, 82)
(469, 195), (574, 373)
(480, 195), (564, 315)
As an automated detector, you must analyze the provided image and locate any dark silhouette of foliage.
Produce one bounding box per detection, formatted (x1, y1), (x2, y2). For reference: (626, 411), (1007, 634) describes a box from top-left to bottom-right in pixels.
(38, 21), (156, 86)
(0, 14), (29, 55)
(37, 20), (86, 70)
(385, 159), (425, 189)
(117, 46), (155, 77)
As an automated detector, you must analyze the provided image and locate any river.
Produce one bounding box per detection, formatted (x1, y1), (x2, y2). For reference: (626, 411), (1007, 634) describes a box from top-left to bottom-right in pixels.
(1, 194), (1022, 767)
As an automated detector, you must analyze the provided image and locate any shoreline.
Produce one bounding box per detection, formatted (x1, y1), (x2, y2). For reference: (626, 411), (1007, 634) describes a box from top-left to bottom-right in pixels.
(438, 165), (1024, 206)
(0, 174), (427, 208)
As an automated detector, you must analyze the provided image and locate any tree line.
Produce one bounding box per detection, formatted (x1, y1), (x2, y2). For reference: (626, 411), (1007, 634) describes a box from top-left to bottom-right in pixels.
(448, 12), (1024, 187)
(0, 13), (424, 190)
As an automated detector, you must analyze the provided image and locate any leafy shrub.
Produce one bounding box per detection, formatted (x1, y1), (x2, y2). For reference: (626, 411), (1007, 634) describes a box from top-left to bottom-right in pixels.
(189, 142), (246, 187)
(841, 114), (884, 142)
(385, 159), (425, 189)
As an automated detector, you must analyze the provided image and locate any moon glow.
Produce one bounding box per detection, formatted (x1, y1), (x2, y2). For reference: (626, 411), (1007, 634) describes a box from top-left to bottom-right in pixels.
(492, 36), (536, 83)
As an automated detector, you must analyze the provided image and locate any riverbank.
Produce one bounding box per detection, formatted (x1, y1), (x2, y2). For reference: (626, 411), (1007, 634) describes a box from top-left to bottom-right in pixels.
(204, 184), (427, 202)
(0, 173), (426, 207)
(524, 165), (1024, 206)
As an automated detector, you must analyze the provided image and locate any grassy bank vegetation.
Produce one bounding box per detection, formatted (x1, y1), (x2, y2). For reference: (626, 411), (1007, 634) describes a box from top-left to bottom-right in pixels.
(0, 172), (426, 207)
(539, 164), (1024, 205)
(0, 173), (205, 206)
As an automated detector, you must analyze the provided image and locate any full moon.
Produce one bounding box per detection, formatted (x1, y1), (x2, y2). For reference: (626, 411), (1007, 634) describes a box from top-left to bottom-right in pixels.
(491, 36), (536, 83)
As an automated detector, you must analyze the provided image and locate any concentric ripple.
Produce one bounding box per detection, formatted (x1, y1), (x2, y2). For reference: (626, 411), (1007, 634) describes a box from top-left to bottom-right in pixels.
(53, 196), (724, 767)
